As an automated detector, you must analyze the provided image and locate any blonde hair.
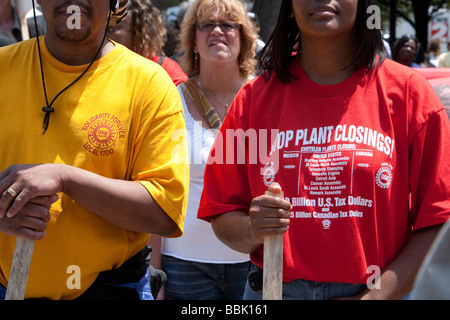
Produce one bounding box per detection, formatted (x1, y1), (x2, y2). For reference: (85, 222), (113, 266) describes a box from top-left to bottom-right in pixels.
(178, 0), (257, 76)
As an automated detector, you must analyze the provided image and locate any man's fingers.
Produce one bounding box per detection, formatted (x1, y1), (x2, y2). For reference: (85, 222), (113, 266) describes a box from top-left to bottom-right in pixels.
(4, 190), (55, 218)
(15, 227), (46, 241)
(0, 186), (19, 218)
(5, 192), (28, 218)
(22, 202), (51, 222)
(252, 195), (291, 213)
(20, 215), (48, 233)
(29, 195), (59, 209)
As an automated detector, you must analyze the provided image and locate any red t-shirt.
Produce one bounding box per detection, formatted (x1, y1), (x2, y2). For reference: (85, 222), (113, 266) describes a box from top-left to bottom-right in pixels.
(151, 55), (188, 86)
(198, 58), (450, 284)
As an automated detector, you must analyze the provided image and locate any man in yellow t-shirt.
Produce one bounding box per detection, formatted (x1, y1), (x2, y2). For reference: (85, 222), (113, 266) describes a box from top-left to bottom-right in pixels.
(0, 0), (188, 300)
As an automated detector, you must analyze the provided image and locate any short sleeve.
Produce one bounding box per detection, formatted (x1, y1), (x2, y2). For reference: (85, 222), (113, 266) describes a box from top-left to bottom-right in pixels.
(408, 73), (450, 230)
(133, 69), (189, 237)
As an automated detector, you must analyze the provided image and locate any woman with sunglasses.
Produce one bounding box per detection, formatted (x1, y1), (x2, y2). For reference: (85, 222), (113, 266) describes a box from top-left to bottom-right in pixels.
(149, 0), (257, 300)
(198, 0), (450, 300)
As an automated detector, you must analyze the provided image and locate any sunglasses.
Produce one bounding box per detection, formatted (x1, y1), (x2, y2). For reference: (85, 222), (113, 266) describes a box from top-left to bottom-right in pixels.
(195, 21), (241, 33)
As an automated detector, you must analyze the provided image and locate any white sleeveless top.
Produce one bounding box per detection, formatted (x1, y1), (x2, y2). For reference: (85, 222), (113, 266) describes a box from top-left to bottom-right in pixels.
(161, 86), (249, 263)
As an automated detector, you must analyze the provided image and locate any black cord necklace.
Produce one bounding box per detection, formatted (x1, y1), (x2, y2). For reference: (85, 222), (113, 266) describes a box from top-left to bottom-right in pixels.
(33, 2), (111, 134)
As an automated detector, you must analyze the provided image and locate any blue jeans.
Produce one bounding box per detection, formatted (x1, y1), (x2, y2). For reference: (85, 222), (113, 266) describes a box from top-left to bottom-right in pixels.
(243, 264), (366, 300)
(0, 269), (152, 300)
(120, 269), (153, 300)
(243, 265), (413, 300)
(244, 277), (366, 300)
(161, 254), (250, 300)
(0, 283), (5, 300)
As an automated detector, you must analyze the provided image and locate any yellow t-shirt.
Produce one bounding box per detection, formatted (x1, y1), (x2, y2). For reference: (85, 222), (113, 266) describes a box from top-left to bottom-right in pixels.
(0, 37), (189, 299)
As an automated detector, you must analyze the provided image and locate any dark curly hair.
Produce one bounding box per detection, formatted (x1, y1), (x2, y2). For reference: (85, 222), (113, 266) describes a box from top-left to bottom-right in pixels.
(127, 0), (166, 58)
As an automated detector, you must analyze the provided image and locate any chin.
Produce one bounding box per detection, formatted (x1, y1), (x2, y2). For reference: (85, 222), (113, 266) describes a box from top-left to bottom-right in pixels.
(55, 27), (92, 43)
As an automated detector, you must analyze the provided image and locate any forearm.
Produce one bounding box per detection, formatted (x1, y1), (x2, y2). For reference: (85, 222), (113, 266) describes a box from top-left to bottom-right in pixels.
(61, 164), (177, 236)
(148, 235), (162, 269)
(211, 211), (262, 254)
(359, 224), (443, 300)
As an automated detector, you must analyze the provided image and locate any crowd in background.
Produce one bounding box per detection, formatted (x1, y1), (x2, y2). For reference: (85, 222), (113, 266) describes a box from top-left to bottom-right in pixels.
(0, 0), (449, 301)
(2, 1), (450, 69)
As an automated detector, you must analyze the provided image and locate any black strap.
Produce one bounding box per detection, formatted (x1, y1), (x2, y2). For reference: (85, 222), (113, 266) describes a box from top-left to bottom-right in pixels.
(75, 246), (151, 300)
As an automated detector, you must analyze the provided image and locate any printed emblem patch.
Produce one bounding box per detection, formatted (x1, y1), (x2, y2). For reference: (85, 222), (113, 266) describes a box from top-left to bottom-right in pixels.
(263, 160), (276, 187)
(82, 113), (126, 156)
(375, 163), (393, 189)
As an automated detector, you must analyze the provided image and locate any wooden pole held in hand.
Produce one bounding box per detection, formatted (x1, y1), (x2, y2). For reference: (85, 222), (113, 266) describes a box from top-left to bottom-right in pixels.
(263, 189), (284, 300)
(5, 238), (35, 300)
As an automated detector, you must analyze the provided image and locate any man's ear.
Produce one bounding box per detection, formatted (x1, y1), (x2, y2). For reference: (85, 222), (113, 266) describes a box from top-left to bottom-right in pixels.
(36, 0), (42, 5)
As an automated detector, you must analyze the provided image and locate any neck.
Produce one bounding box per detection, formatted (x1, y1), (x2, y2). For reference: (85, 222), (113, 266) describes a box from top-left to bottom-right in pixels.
(197, 62), (243, 99)
(44, 32), (113, 66)
(299, 33), (356, 85)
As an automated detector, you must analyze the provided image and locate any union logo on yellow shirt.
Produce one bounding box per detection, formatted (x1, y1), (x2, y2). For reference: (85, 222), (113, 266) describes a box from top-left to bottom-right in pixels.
(81, 113), (126, 156)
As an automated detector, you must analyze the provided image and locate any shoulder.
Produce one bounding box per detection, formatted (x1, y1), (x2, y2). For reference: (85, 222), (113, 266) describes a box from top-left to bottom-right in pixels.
(109, 44), (182, 116)
(0, 38), (36, 71)
(439, 51), (450, 59)
(112, 43), (176, 88)
(0, 37), (35, 56)
(378, 59), (446, 132)
(438, 52), (450, 66)
(113, 43), (160, 70)
(375, 58), (442, 103)
(374, 58), (432, 88)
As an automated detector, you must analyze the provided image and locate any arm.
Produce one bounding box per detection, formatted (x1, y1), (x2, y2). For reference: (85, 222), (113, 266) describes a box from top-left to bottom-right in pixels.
(351, 224), (443, 300)
(148, 235), (162, 270)
(0, 163), (178, 237)
(147, 234), (164, 300)
(212, 210), (261, 254)
(211, 183), (291, 254)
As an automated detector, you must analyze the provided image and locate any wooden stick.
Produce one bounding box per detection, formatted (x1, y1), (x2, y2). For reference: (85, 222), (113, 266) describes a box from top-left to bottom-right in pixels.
(5, 238), (35, 300)
(6, 2), (35, 301)
(263, 190), (284, 300)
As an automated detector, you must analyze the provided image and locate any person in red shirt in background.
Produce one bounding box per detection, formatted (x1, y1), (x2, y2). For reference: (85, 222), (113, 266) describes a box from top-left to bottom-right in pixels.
(198, 0), (450, 300)
(107, 0), (188, 85)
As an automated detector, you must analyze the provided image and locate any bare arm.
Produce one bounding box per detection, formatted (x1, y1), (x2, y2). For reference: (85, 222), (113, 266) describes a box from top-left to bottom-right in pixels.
(0, 164), (177, 237)
(212, 210), (261, 254)
(350, 224), (443, 300)
(211, 183), (291, 254)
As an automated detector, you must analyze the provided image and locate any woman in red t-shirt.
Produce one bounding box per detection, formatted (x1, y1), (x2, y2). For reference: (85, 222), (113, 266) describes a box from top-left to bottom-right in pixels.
(198, 0), (450, 300)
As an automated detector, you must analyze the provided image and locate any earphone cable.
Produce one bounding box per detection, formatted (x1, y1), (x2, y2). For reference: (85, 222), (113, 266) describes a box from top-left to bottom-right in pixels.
(32, 2), (112, 134)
